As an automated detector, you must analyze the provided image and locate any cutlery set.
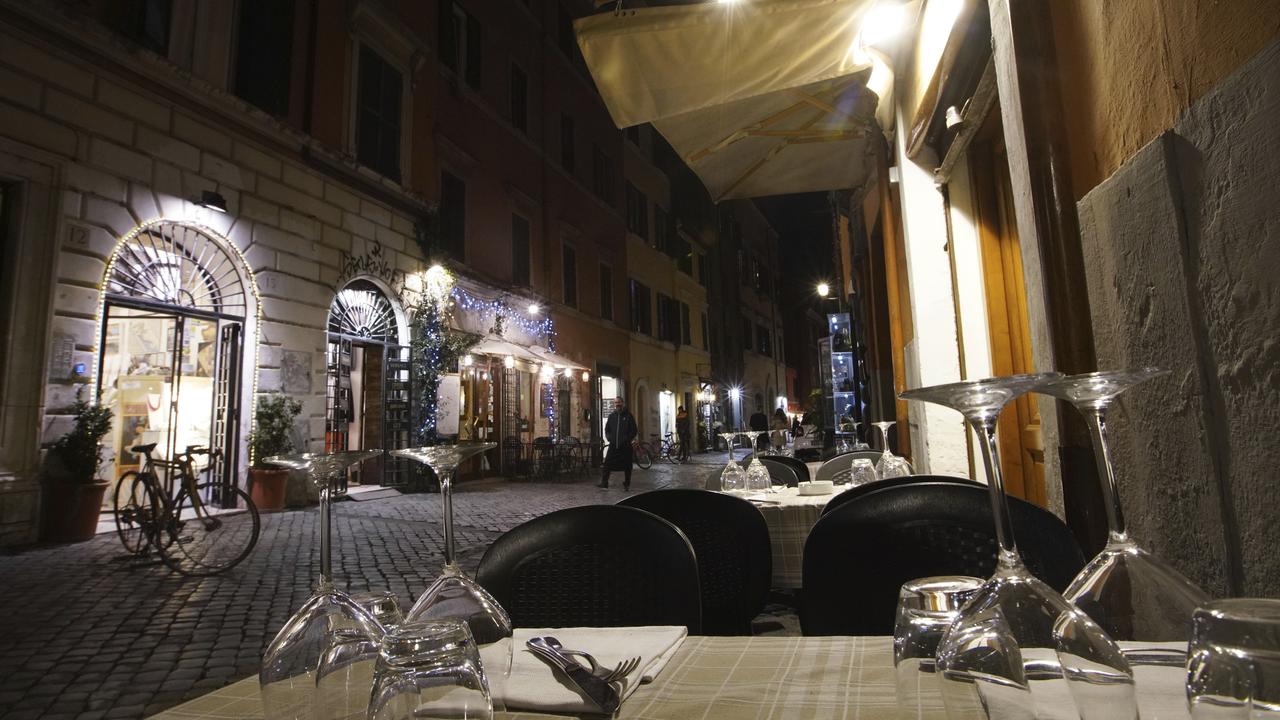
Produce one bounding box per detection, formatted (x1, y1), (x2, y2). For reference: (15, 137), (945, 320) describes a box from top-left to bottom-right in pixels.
(526, 636), (641, 713)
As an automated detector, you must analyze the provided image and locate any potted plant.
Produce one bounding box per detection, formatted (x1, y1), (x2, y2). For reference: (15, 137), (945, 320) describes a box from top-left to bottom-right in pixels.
(249, 394), (302, 512)
(42, 390), (114, 542)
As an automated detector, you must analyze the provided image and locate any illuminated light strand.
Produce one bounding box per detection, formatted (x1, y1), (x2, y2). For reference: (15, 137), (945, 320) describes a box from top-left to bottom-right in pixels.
(449, 286), (555, 342)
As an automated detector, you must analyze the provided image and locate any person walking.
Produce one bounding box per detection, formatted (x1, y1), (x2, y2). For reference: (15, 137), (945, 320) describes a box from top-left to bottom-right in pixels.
(675, 406), (691, 461)
(599, 396), (638, 490)
(770, 407), (789, 451)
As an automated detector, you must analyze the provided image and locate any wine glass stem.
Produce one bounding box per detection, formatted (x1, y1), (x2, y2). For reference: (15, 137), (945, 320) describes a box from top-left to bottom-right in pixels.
(972, 417), (1019, 559)
(1083, 408), (1127, 538)
(441, 471), (456, 568)
(318, 474), (332, 587)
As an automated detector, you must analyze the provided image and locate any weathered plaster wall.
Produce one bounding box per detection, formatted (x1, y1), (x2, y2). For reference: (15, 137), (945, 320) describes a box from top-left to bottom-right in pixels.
(1051, 0), (1280, 201)
(1077, 39), (1280, 597)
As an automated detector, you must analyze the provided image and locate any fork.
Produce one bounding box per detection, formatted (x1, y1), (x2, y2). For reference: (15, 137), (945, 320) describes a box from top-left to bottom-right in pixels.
(544, 636), (642, 684)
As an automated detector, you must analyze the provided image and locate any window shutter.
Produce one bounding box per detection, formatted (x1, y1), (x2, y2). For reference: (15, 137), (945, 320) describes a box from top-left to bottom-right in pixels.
(439, 0), (456, 69)
(465, 15), (483, 87)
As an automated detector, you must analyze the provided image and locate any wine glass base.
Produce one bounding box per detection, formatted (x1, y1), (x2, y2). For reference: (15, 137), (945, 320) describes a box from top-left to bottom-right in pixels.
(406, 572), (512, 646)
(938, 568), (1135, 720)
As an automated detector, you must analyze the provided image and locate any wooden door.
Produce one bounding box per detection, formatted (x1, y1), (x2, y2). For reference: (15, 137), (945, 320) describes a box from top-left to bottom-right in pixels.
(970, 118), (1046, 505)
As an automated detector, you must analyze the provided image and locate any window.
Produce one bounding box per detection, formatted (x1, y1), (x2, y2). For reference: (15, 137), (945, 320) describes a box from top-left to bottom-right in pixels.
(656, 294), (682, 344)
(560, 115), (575, 172)
(599, 264), (613, 321)
(510, 64), (527, 134)
(757, 324), (772, 357)
(654, 206), (669, 252)
(439, 171), (466, 259)
(592, 145), (614, 204)
(625, 182), (647, 239)
(630, 280), (652, 335)
(562, 245), (578, 308)
(440, 0), (482, 88)
(697, 251), (709, 287)
(511, 214), (530, 287)
(113, 0), (171, 54)
(700, 311), (708, 350)
(233, 1), (294, 117)
(680, 303), (691, 346)
(356, 45), (403, 182)
(742, 317), (753, 351)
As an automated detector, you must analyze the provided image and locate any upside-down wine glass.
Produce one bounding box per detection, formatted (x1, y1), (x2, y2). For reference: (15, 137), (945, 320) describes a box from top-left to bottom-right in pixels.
(260, 450), (385, 720)
(718, 432), (747, 493)
(873, 421), (912, 479)
(742, 431), (773, 493)
(1033, 371), (1210, 678)
(388, 444), (509, 643)
(900, 374), (1136, 720)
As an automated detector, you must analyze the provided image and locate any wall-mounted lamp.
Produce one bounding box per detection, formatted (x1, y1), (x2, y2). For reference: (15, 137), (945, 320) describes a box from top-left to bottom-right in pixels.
(503, 355), (515, 369)
(527, 303), (540, 315)
(581, 370), (590, 382)
(196, 190), (227, 214)
(462, 354), (473, 367)
(816, 282), (830, 298)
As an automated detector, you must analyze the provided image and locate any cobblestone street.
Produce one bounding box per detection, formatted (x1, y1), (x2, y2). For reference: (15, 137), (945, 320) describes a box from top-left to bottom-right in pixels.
(0, 457), (764, 719)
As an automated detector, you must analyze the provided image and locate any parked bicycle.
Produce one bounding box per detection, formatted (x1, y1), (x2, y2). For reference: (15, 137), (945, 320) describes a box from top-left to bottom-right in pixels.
(631, 436), (657, 470)
(660, 433), (686, 464)
(113, 443), (260, 575)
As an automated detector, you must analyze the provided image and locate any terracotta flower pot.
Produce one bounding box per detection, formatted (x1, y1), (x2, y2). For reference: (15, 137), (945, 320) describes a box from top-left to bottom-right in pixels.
(43, 479), (109, 543)
(249, 467), (290, 512)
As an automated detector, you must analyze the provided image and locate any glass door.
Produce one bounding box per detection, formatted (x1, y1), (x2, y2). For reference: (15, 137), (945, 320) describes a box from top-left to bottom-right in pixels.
(98, 302), (237, 507)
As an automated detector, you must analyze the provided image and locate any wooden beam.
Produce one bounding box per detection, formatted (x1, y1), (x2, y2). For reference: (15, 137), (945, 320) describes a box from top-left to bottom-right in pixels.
(874, 139), (911, 458)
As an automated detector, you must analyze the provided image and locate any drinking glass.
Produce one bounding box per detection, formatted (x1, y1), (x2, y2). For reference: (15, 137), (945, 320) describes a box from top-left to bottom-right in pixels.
(369, 620), (493, 720)
(718, 432), (747, 493)
(895, 576), (985, 719)
(900, 374), (1135, 720)
(742, 432), (773, 492)
(1187, 599), (1280, 718)
(874, 421), (912, 479)
(260, 450), (385, 720)
(1033, 369), (1209, 660)
(848, 458), (878, 487)
(389, 445), (510, 644)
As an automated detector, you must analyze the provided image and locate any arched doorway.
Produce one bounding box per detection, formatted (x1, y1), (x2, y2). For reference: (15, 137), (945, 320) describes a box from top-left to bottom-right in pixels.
(325, 278), (411, 489)
(96, 221), (257, 504)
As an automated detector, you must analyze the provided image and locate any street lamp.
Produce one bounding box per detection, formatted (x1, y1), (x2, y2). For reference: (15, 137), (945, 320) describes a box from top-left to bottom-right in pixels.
(816, 282), (830, 298)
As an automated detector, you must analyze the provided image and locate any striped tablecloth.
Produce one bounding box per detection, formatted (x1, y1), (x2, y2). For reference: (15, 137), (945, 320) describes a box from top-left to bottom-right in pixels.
(747, 484), (834, 589)
(149, 636), (908, 720)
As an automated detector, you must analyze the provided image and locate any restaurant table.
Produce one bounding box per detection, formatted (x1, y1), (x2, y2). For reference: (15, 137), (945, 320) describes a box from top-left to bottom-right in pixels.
(747, 483), (833, 589)
(148, 635), (911, 719)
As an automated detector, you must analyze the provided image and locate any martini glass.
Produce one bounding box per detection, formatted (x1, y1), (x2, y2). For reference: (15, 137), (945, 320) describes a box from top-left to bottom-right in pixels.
(900, 374), (1136, 719)
(259, 450), (385, 720)
(1033, 370), (1209, 668)
(390, 444), (510, 644)
(873, 421), (912, 478)
(717, 432), (747, 493)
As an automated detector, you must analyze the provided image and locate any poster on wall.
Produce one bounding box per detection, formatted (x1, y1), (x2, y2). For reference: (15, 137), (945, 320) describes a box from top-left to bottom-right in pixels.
(437, 373), (460, 436)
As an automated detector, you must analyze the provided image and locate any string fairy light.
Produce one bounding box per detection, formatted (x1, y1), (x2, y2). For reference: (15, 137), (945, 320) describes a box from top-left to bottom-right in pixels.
(450, 286), (555, 342)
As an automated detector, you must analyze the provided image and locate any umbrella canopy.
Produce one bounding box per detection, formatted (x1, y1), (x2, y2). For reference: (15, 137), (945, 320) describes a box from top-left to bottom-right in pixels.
(575, 0), (892, 200)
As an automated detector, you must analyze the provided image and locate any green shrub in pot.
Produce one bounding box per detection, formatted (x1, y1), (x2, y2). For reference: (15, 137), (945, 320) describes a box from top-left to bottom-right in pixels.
(248, 394), (302, 511)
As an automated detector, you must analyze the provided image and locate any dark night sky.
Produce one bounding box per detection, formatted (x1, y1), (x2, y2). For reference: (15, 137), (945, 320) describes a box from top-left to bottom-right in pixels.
(756, 192), (835, 298)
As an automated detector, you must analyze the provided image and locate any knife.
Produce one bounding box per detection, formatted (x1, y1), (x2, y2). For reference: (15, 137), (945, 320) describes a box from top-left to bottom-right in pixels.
(527, 636), (621, 713)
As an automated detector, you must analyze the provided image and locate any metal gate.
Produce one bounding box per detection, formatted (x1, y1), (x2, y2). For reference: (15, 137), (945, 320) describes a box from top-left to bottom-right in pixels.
(326, 337), (353, 491)
(210, 323), (242, 505)
(382, 344), (412, 487)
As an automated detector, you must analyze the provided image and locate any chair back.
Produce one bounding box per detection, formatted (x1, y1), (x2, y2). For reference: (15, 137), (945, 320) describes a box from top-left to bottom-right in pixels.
(822, 474), (980, 516)
(476, 505), (702, 632)
(801, 481), (1084, 636)
(758, 458), (799, 487)
(619, 490), (769, 635)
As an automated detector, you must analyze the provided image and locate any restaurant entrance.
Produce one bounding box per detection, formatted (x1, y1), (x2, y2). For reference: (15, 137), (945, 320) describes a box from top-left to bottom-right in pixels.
(95, 222), (253, 508)
(325, 280), (411, 490)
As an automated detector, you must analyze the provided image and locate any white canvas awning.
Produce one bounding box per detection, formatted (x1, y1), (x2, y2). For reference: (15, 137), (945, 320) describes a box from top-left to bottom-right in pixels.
(575, 0), (904, 200)
(470, 335), (543, 365)
(528, 346), (590, 372)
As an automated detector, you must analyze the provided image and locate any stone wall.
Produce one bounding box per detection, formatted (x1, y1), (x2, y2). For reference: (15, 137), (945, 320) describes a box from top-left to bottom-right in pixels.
(1077, 39), (1280, 596)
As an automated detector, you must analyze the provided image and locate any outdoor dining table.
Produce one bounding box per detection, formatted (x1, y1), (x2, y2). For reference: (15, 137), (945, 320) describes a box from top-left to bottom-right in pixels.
(749, 468), (833, 589)
(148, 635), (912, 719)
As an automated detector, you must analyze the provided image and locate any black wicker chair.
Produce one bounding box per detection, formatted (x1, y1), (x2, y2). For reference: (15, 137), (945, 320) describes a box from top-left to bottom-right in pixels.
(618, 489), (770, 635)
(476, 505), (702, 632)
(821, 474), (981, 516)
(801, 481), (1085, 636)
(758, 458), (799, 487)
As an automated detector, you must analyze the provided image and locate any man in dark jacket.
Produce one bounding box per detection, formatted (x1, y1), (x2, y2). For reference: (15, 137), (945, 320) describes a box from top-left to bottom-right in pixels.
(600, 396), (638, 490)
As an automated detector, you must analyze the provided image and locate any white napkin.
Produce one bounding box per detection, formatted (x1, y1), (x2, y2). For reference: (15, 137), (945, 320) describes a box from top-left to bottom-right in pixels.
(480, 626), (687, 714)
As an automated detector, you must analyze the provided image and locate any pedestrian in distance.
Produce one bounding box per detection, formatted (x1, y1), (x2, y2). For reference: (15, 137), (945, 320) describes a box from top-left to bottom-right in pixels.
(675, 405), (691, 461)
(599, 396), (638, 490)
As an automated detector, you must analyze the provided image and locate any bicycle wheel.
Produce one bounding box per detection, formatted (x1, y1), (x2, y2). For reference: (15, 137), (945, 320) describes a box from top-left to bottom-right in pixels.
(113, 471), (157, 555)
(634, 444), (653, 470)
(155, 482), (260, 576)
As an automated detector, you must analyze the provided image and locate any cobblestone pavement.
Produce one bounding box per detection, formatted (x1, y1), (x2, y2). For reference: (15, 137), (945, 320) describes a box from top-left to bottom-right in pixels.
(0, 455), (780, 719)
